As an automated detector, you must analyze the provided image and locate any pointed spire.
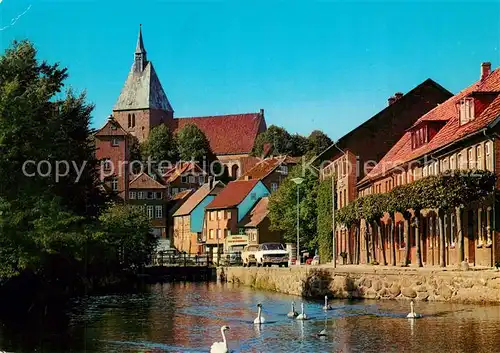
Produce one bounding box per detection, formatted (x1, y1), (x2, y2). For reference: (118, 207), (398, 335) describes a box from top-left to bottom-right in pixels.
(134, 24), (147, 73)
(135, 24), (146, 54)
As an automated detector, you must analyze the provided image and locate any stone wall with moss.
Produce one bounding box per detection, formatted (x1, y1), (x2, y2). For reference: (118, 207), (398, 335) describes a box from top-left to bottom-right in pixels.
(217, 266), (500, 303)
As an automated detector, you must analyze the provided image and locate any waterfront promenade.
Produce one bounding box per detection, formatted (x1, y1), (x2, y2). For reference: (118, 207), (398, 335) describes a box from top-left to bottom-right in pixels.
(218, 264), (500, 304)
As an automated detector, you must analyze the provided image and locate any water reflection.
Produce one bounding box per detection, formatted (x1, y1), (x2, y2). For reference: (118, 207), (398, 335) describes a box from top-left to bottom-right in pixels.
(0, 282), (500, 352)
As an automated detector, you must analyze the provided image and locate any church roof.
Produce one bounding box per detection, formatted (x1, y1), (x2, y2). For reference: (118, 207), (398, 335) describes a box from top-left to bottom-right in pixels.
(113, 62), (173, 112)
(174, 113), (266, 155)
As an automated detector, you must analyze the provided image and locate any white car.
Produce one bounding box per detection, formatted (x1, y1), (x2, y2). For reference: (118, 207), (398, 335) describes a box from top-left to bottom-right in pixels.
(242, 244), (259, 267)
(255, 243), (289, 267)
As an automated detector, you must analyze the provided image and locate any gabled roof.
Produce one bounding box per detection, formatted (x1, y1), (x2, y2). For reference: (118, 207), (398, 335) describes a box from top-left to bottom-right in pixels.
(173, 181), (224, 217)
(361, 68), (500, 184)
(237, 156), (298, 181)
(173, 112), (266, 155)
(113, 62), (173, 112)
(314, 78), (453, 163)
(171, 188), (195, 201)
(206, 180), (260, 210)
(129, 172), (166, 190)
(167, 188), (195, 217)
(95, 118), (129, 137)
(163, 162), (206, 183)
(238, 197), (270, 228)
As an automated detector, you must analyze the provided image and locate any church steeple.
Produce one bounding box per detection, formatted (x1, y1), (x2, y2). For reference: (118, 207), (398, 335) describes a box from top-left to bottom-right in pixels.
(134, 24), (147, 73)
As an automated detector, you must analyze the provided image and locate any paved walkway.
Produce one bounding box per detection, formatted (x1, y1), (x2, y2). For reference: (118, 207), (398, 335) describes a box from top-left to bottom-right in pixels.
(299, 263), (496, 273)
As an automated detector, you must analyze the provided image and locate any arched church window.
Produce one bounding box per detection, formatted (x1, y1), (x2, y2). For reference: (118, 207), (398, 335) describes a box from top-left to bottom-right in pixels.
(132, 114), (136, 127)
(128, 114), (131, 128)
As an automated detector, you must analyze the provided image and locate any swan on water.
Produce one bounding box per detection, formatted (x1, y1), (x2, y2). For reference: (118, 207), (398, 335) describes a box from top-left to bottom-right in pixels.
(406, 300), (421, 319)
(287, 301), (298, 318)
(254, 303), (266, 324)
(323, 295), (332, 311)
(210, 325), (230, 353)
(296, 302), (308, 320)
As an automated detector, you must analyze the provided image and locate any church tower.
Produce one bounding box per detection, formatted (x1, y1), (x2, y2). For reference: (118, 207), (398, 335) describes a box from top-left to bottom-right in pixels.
(112, 25), (174, 143)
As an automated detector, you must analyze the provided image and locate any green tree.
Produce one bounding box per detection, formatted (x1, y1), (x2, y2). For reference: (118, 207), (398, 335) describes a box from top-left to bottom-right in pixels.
(142, 124), (177, 162)
(252, 125), (293, 157)
(96, 205), (157, 269)
(316, 176), (334, 263)
(308, 130), (333, 157)
(290, 133), (310, 156)
(176, 123), (213, 162)
(268, 165), (319, 251)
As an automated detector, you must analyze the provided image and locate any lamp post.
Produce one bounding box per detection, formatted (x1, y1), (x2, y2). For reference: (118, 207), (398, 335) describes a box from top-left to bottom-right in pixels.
(292, 177), (304, 265)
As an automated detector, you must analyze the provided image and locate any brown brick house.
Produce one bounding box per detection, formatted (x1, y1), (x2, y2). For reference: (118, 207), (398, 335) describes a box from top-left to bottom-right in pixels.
(163, 162), (207, 198)
(238, 156), (300, 193)
(356, 62), (500, 268)
(237, 197), (281, 245)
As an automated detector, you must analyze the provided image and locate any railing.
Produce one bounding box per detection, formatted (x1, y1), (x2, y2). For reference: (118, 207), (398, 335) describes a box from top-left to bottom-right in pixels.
(151, 252), (243, 267)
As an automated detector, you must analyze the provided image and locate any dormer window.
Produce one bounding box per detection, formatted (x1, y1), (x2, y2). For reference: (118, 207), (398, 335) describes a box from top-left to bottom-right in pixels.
(459, 98), (475, 125)
(411, 125), (428, 149)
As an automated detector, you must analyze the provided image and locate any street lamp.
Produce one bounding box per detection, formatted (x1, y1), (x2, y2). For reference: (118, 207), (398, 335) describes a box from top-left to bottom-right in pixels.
(291, 177), (304, 265)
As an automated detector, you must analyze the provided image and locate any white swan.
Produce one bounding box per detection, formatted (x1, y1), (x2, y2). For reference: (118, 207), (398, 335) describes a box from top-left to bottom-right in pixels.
(296, 302), (308, 320)
(210, 325), (230, 353)
(406, 300), (421, 319)
(254, 303), (266, 324)
(287, 301), (298, 318)
(323, 295), (332, 311)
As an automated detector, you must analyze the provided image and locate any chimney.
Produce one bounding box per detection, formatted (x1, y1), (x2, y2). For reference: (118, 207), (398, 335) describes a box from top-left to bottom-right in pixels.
(481, 62), (491, 80)
(388, 96), (396, 106)
(394, 92), (403, 100)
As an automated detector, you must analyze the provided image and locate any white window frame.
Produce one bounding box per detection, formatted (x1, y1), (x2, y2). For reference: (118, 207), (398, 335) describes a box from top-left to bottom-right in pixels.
(129, 191), (137, 199)
(486, 142), (492, 171)
(477, 145), (483, 170)
(468, 148), (474, 169)
(271, 182), (278, 193)
(459, 98), (475, 125)
(188, 175), (195, 183)
(156, 192), (163, 199)
(199, 175), (205, 185)
(137, 191), (144, 199)
(226, 210), (231, 219)
(147, 206), (154, 219)
(111, 137), (119, 146)
(155, 206), (163, 219)
(171, 188), (179, 196)
(111, 177), (118, 191)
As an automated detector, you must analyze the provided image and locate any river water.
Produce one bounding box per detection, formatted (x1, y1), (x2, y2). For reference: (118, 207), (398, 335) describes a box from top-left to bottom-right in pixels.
(1, 282), (500, 352)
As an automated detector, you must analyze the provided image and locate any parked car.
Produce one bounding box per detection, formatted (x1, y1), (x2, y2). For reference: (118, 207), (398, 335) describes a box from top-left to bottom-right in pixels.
(242, 244), (260, 267)
(255, 243), (289, 267)
(221, 252), (242, 266)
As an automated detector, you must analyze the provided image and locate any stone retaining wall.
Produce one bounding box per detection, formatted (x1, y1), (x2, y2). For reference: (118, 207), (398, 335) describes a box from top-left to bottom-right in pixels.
(217, 265), (500, 303)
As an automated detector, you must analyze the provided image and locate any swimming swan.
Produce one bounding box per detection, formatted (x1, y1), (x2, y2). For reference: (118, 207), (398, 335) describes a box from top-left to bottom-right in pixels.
(287, 301), (298, 318)
(406, 301), (421, 319)
(323, 295), (332, 310)
(296, 302), (308, 320)
(210, 325), (230, 353)
(254, 303), (266, 324)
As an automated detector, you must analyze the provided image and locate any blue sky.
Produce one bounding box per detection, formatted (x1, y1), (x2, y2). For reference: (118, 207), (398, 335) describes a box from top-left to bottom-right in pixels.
(1, 1), (499, 140)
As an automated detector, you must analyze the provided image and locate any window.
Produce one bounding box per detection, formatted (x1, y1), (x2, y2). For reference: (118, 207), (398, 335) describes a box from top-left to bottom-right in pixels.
(343, 157), (347, 176)
(477, 145), (483, 170)
(199, 176), (205, 185)
(339, 190), (343, 208)
(468, 148), (474, 169)
(250, 193), (257, 201)
(111, 122), (117, 130)
(111, 138), (119, 146)
(155, 192), (163, 199)
(280, 165), (288, 175)
(343, 189), (347, 206)
(411, 126), (428, 149)
(423, 165), (428, 177)
(217, 211), (222, 220)
(180, 188), (186, 192)
(486, 142), (492, 171)
(131, 113), (136, 127)
(147, 192), (154, 199)
(181, 176), (187, 183)
(128, 114), (131, 128)
(459, 98), (475, 125)
(188, 175), (195, 183)
(457, 153), (463, 170)
(271, 182), (278, 193)
(129, 191), (137, 199)
(434, 161), (439, 175)
(209, 229), (214, 240)
(171, 188), (178, 196)
(216, 229), (221, 239)
(137, 191), (144, 199)
(147, 206), (154, 219)
(111, 177), (118, 191)
(450, 155), (456, 170)
(155, 206), (163, 219)
(226, 210), (231, 219)
(226, 229), (231, 237)
(103, 159), (112, 171)
(442, 158), (449, 172)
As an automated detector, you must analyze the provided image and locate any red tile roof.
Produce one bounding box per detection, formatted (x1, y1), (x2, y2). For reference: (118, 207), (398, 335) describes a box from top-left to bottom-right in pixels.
(361, 68), (500, 184)
(238, 156), (298, 181)
(173, 112), (266, 155)
(163, 162), (206, 183)
(129, 172), (166, 189)
(171, 188), (195, 201)
(95, 118), (129, 137)
(206, 180), (260, 210)
(238, 197), (270, 227)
